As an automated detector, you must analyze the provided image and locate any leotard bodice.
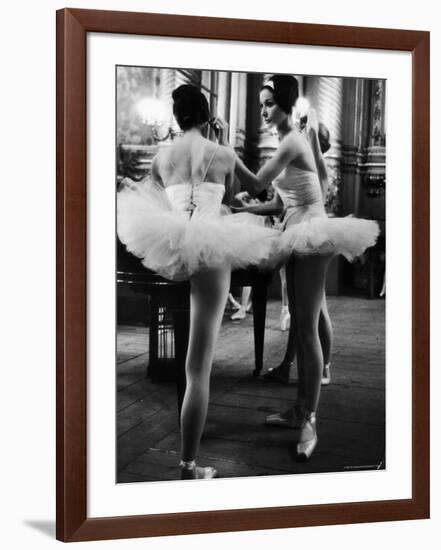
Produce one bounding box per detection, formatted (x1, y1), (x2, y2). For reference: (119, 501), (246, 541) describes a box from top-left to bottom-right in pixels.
(165, 182), (225, 215)
(273, 164), (326, 225)
(273, 165), (323, 208)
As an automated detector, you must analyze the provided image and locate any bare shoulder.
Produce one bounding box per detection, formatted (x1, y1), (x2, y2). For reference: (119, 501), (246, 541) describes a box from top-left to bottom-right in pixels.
(152, 149), (166, 169)
(217, 144), (235, 159)
(155, 146), (176, 169)
(151, 149), (171, 181)
(216, 144), (236, 168)
(281, 130), (308, 152)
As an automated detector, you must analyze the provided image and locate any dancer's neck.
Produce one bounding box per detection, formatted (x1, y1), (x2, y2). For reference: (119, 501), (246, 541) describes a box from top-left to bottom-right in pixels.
(182, 127), (204, 140)
(277, 117), (295, 140)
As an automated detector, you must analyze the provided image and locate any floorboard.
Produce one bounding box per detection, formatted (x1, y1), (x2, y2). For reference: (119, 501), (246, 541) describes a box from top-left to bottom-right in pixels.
(116, 296), (385, 482)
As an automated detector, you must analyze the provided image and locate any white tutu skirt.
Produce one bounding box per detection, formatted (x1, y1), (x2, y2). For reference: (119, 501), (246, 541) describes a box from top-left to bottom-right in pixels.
(278, 203), (380, 262)
(117, 180), (280, 281)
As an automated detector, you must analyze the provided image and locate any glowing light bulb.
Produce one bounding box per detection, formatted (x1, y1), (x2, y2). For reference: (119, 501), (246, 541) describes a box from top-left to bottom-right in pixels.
(137, 98), (168, 125)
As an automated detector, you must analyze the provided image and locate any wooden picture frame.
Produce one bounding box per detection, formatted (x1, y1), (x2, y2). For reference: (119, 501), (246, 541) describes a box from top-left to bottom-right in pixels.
(56, 7), (430, 542)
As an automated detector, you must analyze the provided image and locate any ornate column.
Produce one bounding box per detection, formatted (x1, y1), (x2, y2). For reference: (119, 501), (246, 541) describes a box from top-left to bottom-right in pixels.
(343, 78), (386, 220)
(362, 79), (386, 221)
(340, 77), (386, 296)
(340, 77), (365, 216)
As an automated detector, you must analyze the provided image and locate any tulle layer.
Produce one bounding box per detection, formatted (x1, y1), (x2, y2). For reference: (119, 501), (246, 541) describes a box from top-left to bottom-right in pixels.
(278, 214), (380, 262)
(117, 181), (280, 280)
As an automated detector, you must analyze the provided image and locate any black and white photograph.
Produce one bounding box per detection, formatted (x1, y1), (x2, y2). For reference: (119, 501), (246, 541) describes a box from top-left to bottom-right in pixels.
(2, 0), (436, 545)
(115, 66), (386, 483)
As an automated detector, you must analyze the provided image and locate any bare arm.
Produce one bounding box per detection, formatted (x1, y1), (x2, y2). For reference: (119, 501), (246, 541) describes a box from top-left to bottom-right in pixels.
(223, 161), (236, 206)
(233, 135), (304, 197)
(214, 117), (301, 198)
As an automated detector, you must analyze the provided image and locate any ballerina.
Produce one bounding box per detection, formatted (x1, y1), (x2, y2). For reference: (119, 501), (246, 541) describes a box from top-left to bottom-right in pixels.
(215, 74), (379, 460)
(265, 121), (333, 386)
(117, 84), (279, 478)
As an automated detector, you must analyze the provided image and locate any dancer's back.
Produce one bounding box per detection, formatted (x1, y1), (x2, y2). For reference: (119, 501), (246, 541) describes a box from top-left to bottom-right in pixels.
(153, 134), (234, 189)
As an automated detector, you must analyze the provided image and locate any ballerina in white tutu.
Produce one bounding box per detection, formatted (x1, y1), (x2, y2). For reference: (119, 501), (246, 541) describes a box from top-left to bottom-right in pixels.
(117, 85), (279, 479)
(215, 74), (379, 461)
(265, 122), (334, 385)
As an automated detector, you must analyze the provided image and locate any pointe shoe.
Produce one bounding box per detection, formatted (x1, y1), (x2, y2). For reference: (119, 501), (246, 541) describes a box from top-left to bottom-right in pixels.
(231, 306), (246, 320)
(296, 412), (318, 461)
(180, 460), (217, 480)
(280, 306), (291, 331)
(265, 402), (304, 429)
(321, 363), (331, 386)
(263, 363), (292, 384)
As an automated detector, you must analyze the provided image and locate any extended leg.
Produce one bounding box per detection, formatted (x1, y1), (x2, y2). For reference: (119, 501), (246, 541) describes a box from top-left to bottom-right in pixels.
(180, 266), (230, 463)
(293, 255), (330, 413)
(319, 294), (333, 384)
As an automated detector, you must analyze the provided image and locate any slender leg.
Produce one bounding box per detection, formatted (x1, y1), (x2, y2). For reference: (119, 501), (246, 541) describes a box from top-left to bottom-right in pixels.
(280, 266), (289, 309)
(276, 265), (333, 381)
(242, 286), (252, 310)
(284, 256), (300, 387)
(174, 286), (190, 419)
(279, 266), (291, 332)
(180, 266), (230, 462)
(231, 286), (252, 320)
(284, 257), (298, 364)
(318, 294), (333, 367)
(292, 255), (330, 413)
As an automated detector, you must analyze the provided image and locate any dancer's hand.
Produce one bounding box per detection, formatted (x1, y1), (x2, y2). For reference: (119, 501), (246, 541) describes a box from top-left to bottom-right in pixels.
(234, 191), (252, 206)
(211, 117), (229, 145)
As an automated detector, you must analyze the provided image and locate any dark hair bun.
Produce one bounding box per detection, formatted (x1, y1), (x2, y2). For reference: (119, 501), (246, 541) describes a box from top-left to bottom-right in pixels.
(172, 84), (209, 131)
(262, 74), (299, 114)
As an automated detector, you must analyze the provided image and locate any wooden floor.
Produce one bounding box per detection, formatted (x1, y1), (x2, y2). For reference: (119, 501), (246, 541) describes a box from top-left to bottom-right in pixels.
(117, 296), (385, 483)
